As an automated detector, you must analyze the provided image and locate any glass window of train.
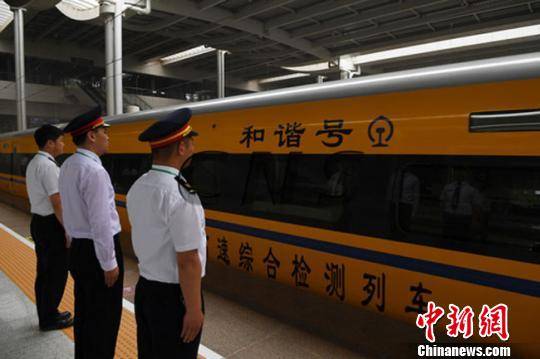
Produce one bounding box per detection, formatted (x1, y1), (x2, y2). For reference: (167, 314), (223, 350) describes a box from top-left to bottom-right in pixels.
(12, 154), (31, 176)
(0, 153), (10, 174)
(100, 154), (114, 177)
(11, 154), (19, 176)
(400, 162), (540, 260)
(341, 155), (395, 237)
(241, 153), (365, 229)
(484, 166), (540, 255)
(398, 164), (485, 243)
(280, 153), (364, 226)
(183, 152), (229, 205)
(242, 153), (286, 210)
(111, 154), (150, 194)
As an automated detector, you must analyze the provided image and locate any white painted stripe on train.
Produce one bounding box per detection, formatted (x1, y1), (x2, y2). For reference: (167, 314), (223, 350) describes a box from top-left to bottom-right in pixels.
(0, 222), (224, 359)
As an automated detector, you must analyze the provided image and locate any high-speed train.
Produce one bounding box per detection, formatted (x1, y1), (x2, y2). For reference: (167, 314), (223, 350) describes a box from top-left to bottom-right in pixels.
(1, 53), (539, 356)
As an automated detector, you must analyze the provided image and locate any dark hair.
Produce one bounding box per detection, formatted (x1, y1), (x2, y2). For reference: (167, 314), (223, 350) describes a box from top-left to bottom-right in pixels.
(72, 132), (88, 146)
(33, 125), (63, 149)
(151, 140), (180, 160)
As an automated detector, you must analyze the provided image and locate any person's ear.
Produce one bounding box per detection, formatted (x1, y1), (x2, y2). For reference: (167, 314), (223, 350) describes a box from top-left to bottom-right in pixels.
(177, 140), (186, 156)
(87, 131), (96, 144)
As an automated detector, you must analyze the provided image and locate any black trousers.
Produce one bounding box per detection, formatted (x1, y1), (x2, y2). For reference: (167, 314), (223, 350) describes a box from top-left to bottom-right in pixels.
(30, 214), (68, 327)
(135, 276), (203, 359)
(69, 235), (124, 359)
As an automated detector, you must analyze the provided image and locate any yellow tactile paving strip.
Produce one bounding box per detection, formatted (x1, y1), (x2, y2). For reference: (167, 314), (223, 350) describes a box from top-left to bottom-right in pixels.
(0, 226), (138, 358)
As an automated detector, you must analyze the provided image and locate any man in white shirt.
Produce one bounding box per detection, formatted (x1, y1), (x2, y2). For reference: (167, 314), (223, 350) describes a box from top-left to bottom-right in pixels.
(440, 168), (483, 240)
(26, 124), (73, 331)
(127, 108), (206, 359)
(399, 170), (421, 231)
(59, 107), (123, 359)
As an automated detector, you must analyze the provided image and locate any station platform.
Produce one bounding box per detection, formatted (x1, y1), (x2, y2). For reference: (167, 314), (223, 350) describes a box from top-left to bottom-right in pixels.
(0, 201), (377, 359)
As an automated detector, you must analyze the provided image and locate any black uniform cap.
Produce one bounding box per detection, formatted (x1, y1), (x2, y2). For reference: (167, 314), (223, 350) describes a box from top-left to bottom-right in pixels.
(63, 106), (109, 137)
(138, 108), (198, 149)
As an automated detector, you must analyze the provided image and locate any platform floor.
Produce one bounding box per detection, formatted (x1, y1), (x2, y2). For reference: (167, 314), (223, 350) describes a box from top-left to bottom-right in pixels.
(0, 201), (367, 358)
(0, 269), (73, 359)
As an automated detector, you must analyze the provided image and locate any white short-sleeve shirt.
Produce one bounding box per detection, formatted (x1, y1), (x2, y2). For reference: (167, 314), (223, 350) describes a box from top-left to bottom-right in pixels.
(440, 180), (482, 216)
(25, 151), (60, 216)
(127, 165), (207, 284)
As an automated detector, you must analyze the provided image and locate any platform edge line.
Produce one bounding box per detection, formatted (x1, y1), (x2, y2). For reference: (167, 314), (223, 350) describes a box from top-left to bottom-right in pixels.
(0, 222), (35, 250)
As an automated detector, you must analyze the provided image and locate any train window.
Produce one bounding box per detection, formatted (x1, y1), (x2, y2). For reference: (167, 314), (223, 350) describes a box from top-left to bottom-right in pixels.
(183, 152), (251, 210)
(239, 153), (371, 230)
(185, 152), (538, 263)
(12, 154), (32, 177)
(399, 161), (540, 258)
(0, 153), (10, 174)
(183, 152), (228, 204)
(109, 154), (151, 195)
(242, 153), (287, 209)
(186, 152), (392, 235)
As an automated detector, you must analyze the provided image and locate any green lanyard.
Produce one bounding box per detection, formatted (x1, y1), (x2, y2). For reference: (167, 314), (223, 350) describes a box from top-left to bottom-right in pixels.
(37, 152), (52, 160)
(151, 166), (178, 177)
(37, 152), (58, 165)
(76, 150), (99, 163)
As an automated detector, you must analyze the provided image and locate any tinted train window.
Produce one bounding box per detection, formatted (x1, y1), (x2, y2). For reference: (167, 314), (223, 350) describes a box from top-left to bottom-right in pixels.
(109, 154), (151, 195)
(186, 152), (391, 234)
(187, 153), (538, 262)
(12, 154), (32, 176)
(183, 152), (251, 211)
(242, 153), (365, 229)
(398, 160), (540, 257)
(0, 153), (10, 174)
(182, 152), (230, 206)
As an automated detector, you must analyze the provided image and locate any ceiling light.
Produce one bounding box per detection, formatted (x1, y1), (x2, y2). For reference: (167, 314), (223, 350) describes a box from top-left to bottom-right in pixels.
(259, 73), (310, 84)
(282, 61), (330, 72)
(56, 0), (100, 21)
(0, 1), (13, 33)
(351, 24), (540, 64)
(282, 24), (540, 73)
(161, 45), (216, 65)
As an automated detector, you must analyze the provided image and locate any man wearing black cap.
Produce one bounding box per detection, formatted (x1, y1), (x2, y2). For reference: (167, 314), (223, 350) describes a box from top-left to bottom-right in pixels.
(127, 108), (206, 359)
(25, 124), (73, 331)
(58, 106), (123, 359)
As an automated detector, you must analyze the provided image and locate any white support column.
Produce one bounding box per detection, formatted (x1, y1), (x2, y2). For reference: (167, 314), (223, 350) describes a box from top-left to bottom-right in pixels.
(113, 0), (124, 114)
(12, 8), (26, 131)
(104, 12), (114, 115)
(317, 75), (325, 84)
(217, 49), (226, 98)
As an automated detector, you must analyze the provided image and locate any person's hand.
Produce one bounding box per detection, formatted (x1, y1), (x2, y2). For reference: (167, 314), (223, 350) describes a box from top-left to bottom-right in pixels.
(64, 233), (71, 249)
(181, 309), (204, 343)
(104, 266), (119, 287)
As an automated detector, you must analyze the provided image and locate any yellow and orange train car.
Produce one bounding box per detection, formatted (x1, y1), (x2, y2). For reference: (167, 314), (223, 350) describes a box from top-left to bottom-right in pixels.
(1, 53), (539, 356)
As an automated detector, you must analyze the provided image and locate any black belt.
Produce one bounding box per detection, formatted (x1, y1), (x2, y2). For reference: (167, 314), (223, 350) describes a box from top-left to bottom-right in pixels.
(72, 233), (120, 242)
(31, 213), (56, 219)
(139, 276), (180, 289)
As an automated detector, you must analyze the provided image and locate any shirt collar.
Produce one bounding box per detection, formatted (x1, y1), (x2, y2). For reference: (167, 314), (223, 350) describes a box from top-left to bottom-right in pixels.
(37, 150), (54, 161)
(151, 165), (180, 177)
(76, 148), (102, 165)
